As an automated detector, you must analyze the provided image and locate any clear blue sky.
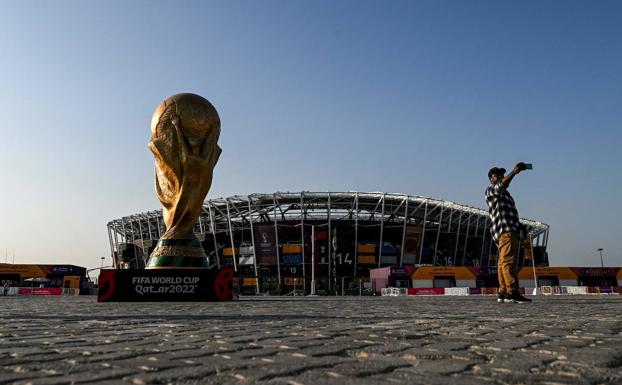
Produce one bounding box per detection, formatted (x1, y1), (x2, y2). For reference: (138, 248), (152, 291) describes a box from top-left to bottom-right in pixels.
(0, 1), (620, 269)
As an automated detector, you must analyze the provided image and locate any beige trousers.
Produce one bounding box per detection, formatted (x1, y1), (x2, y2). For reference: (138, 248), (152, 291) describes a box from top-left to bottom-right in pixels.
(497, 232), (520, 293)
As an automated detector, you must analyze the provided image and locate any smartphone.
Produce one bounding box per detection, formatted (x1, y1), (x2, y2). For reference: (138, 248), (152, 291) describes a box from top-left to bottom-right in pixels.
(523, 163), (533, 170)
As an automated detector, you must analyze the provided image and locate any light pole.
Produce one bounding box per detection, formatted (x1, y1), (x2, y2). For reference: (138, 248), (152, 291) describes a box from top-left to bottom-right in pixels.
(597, 248), (604, 269)
(310, 224), (316, 296)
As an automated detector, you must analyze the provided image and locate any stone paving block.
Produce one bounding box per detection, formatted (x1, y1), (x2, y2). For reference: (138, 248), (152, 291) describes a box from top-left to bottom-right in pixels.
(11, 367), (140, 385)
(1, 296), (621, 384)
(328, 356), (412, 378)
(382, 370), (500, 385)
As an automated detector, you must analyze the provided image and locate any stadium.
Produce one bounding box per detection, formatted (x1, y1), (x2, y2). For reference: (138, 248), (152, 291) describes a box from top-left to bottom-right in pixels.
(107, 191), (551, 294)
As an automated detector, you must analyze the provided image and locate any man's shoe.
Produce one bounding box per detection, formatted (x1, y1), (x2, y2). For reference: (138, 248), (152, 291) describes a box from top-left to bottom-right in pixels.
(505, 292), (532, 303)
(497, 293), (506, 303)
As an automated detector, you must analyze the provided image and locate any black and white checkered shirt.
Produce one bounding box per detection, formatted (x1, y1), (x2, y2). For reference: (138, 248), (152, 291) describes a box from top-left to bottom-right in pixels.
(485, 182), (520, 243)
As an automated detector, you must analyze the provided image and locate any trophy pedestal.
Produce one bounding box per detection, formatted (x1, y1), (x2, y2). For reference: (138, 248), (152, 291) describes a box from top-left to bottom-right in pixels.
(97, 267), (238, 302)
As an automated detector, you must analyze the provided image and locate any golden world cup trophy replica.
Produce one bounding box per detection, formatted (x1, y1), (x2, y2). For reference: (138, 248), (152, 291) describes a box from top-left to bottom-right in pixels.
(145, 93), (222, 269)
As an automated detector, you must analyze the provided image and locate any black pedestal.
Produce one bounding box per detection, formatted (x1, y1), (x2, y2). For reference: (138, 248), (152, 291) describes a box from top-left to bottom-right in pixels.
(97, 267), (238, 302)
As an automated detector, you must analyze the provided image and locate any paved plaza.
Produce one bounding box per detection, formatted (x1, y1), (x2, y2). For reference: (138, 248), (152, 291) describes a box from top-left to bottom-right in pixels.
(1, 295), (621, 385)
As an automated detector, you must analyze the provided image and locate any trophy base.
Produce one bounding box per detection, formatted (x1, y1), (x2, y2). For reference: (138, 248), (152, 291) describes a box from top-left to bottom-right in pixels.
(145, 238), (209, 269)
(97, 267), (238, 302)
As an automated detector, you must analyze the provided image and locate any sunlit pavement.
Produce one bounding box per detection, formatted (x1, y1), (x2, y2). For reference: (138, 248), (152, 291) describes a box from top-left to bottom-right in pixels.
(1, 296), (621, 384)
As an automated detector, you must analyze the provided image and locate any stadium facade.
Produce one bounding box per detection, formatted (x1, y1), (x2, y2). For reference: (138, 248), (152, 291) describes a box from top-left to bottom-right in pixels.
(107, 192), (549, 294)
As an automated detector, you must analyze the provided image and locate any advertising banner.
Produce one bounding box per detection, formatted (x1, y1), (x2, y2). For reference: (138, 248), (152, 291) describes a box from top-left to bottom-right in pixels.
(402, 226), (422, 264)
(411, 267), (477, 280)
(18, 287), (64, 296)
(444, 287), (470, 296)
(519, 267), (577, 280)
(282, 254), (302, 265)
(97, 268), (238, 302)
(473, 267), (497, 277)
(0, 264), (47, 278)
(408, 287), (444, 295)
(598, 286), (613, 294)
(573, 267), (618, 277)
(253, 225), (278, 265)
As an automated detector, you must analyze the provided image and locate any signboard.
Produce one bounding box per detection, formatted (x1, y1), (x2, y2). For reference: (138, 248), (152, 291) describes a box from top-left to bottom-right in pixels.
(390, 266), (410, 276)
(18, 287), (63, 296)
(0, 264), (47, 278)
(408, 288), (444, 295)
(282, 254), (302, 265)
(284, 277), (303, 286)
(51, 266), (73, 274)
(473, 267), (497, 276)
(411, 267), (477, 280)
(518, 267), (577, 280)
(402, 226), (422, 264)
(253, 225), (278, 265)
(573, 267), (618, 277)
(97, 268), (237, 302)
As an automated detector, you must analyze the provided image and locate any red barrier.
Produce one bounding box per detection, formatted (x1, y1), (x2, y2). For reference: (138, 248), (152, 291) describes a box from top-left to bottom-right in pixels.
(18, 287), (63, 296)
(408, 288), (445, 295)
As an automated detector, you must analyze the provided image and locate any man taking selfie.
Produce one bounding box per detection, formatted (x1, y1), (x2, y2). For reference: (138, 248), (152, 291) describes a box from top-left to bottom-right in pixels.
(485, 163), (532, 304)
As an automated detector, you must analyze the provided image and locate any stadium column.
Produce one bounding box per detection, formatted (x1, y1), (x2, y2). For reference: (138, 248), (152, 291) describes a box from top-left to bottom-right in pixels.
(377, 193), (386, 268)
(247, 196), (260, 295)
(399, 196), (408, 266)
(474, 214), (481, 265)
(225, 199), (238, 272)
(156, 213), (163, 238)
(446, 207), (454, 266)
(137, 217), (145, 261)
(479, 218), (489, 266)
(544, 229), (549, 249)
(146, 213), (153, 240)
(417, 200), (428, 265)
(120, 217), (127, 243)
(198, 210), (205, 234)
(453, 210), (462, 266)
(197, 212), (206, 263)
(462, 212), (472, 265)
(353, 192), (359, 278)
(129, 217), (136, 245)
(327, 192), (332, 294)
(272, 194), (282, 285)
(208, 203), (220, 269)
(487, 230), (495, 267)
(433, 204), (444, 266)
(300, 192), (306, 292)
(112, 223), (120, 258)
(107, 225), (116, 268)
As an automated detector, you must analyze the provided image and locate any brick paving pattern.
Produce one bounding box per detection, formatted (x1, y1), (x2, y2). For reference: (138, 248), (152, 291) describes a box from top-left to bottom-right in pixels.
(1, 296), (621, 384)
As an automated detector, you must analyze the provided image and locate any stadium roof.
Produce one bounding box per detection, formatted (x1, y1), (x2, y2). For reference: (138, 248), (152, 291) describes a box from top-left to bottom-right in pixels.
(107, 191), (549, 247)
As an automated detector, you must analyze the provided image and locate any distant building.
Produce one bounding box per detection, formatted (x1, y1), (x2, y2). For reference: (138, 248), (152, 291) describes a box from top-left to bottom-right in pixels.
(0, 263), (89, 293)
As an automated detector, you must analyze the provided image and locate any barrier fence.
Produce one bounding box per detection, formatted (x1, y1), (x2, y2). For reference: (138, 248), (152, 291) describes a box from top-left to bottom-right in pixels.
(381, 286), (621, 296)
(1, 287), (80, 296)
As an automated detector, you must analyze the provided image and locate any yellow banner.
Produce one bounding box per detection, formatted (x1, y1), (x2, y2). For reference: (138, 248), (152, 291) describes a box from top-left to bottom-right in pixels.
(518, 267), (577, 280)
(411, 267), (477, 280)
(357, 243), (376, 253)
(284, 277), (303, 286)
(242, 278), (257, 286)
(282, 244), (302, 254)
(0, 264), (47, 278)
(357, 255), (376, 265)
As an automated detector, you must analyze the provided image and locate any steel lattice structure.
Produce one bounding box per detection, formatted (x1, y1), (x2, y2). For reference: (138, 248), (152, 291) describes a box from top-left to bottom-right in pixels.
(107, 192), (549, 276)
